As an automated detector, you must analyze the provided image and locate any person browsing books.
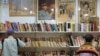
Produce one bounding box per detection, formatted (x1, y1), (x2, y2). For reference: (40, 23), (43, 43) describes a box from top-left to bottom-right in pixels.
(0, 28), (25, 56)
(76, 34), (99, 56)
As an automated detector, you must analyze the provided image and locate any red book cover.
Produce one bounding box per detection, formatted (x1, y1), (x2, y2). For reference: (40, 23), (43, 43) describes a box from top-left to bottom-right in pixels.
(93, 20), (97, 31)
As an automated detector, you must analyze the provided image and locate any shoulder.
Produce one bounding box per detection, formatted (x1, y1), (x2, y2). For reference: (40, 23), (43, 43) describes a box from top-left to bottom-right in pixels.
(77, 44), (99, 56)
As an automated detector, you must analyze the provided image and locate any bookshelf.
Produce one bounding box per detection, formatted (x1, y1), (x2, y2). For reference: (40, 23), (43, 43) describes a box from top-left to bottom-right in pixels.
(0, 0), (100, 56)
(1, 21), (100, 56)
(0, 22), (100, 54)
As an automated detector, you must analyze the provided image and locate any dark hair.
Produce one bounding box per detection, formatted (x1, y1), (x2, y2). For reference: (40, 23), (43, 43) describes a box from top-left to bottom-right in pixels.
(41, 3), (47, 7)
(0, 33), (5, 39)
(83, 1), (89, 8)
(7, 33), (14, 36)
(0, 33), (4, 38)
(84, 34), (94, 42)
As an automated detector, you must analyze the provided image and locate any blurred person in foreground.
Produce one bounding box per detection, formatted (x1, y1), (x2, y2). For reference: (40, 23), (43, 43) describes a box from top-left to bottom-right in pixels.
(76, 34), (99, 56)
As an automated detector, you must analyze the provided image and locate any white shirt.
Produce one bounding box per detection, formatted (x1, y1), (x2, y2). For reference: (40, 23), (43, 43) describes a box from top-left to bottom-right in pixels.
(0, 36), (25, 56)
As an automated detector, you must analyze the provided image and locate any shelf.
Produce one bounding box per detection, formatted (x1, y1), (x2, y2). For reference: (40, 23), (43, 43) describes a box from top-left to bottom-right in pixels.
(18, 46), (79, 51)
(15, 31), (72, 33)
(0, 31), (6, 33)
(18, 46), (100, 52)
(72, 31), (100, 34)
(35, 47), (70, 52)
(18, 47), (36, 52)
(18, 47), (70, 52)
(69, 46), (79, 50)
(1, 31), (100, 34)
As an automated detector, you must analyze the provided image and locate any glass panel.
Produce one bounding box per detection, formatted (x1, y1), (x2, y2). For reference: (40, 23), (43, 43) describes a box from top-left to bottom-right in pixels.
(9, 0), (36, 16)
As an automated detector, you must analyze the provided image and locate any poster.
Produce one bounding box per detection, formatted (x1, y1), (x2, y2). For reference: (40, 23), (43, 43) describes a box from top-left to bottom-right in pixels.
(38, 0), (55, 20)
(57, 0), (75, 23)
(79, 0), (97, 23)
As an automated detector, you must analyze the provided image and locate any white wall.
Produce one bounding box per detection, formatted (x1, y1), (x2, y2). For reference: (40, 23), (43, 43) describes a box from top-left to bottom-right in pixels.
(0, 1), (1, 22)
(97, 0), (100, 17)
(0, 0), (100, 23)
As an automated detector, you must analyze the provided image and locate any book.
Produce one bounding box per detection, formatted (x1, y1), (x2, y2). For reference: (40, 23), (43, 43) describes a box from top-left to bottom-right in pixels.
(12, 22), (18, 32)
(5, 21), (12, 30)
(0, 23), (6, 31)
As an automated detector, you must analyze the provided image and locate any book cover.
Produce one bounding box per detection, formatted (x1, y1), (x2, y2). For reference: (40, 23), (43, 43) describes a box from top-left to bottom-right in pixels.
(12, 22), (18, 32)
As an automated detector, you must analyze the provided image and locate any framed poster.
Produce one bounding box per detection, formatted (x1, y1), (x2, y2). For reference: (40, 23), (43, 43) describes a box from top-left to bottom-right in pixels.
(78, 0), (97, 23)
(9, 0), (37, 16)
(38, 0), (55, 20)
(57, 0), (75, 23)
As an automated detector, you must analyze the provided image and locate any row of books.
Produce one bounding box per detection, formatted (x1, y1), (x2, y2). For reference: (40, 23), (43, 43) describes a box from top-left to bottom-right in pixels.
(78, 20), (98, 32)
(19, 36), (84, 47)
(18, 36), (97, 48)
(0, 21), (75, 32)
(18, 51), (74, 56)
(19, 37), (67, 47)
(68, 35), (85, 46)
(19, 34), (100, 47)
(68, 34), (100, 47)
(0, 21), (98, 32)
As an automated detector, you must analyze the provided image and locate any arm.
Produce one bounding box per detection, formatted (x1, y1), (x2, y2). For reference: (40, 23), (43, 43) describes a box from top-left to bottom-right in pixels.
(0, 42), (2, 49)
(49, 11), (54, 17)
(18, 38), (26, 47)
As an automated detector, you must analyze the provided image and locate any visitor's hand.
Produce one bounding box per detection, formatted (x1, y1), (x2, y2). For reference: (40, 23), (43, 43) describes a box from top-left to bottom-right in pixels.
(50, 9), (54, 16)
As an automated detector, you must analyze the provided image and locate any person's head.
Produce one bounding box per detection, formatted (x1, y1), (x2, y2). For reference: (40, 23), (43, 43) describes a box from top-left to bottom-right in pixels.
(41, 3), (48, 10)
(49, 3), (55, 8)
(0, 33), (6, 40)
(84, 34), (94, 42)
(83, 1), (89, 8)
(0, 33), (4, 38)
(7, 28), (14, 36)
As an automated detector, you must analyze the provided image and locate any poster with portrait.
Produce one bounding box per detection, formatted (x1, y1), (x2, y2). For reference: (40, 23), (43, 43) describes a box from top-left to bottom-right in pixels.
(9, 0), (37, 16)
(38, 0), (55, 20)
(57, 0), (75, 23)
(79, 0), (97, 23)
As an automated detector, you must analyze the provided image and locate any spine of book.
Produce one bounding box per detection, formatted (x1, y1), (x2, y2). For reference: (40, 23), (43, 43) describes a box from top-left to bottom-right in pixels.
(37, 23), (42, 31)
(93, 20), (97, 31)
(81, 23), (86, 32)
(78, 24), (81, 32)
(89, 21), (93, 31)
(0, 23), (6, 31)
